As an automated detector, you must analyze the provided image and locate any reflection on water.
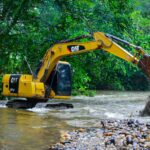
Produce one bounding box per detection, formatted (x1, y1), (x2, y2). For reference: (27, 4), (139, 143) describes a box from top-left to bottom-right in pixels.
(0, 91), (150, 149)
(0, 108), (73, 150)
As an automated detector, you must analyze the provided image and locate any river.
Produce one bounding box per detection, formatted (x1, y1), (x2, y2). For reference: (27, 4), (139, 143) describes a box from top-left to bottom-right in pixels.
(0, 91), (150, 150)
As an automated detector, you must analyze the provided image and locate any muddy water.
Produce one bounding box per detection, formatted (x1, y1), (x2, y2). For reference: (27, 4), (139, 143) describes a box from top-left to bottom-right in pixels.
(0, 108), (73, 150)
(0, 91), (150, 150)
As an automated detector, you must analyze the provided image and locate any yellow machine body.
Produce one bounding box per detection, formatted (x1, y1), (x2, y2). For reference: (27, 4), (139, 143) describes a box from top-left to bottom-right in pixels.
(2, 74), (45, 98)
(2, 61), (71, 100)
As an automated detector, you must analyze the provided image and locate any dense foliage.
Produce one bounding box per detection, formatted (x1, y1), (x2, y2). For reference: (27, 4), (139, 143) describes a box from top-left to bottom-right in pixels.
(0, 0), (150, 94)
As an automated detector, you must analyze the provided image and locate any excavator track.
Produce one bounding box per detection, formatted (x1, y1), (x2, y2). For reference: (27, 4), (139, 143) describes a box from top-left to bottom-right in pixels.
(6, 99), (73, 109)
(6, 99), (38, 109)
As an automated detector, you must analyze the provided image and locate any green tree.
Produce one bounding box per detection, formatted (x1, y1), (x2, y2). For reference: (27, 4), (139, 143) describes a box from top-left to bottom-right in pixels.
(0, 0), (149, 96)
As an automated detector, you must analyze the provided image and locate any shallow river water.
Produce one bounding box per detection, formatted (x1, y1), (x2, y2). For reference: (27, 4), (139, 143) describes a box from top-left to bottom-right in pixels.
(0, 91), (150, 150)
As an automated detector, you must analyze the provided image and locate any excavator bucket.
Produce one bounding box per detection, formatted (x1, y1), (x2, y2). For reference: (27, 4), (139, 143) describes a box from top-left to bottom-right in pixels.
(138, 54), (150, 79)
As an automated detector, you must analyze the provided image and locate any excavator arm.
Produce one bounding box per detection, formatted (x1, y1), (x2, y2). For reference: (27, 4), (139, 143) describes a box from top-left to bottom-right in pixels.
(35, 32), (147, 83)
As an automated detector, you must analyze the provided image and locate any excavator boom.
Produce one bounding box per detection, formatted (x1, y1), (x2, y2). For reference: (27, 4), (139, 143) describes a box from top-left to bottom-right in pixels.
(35, 32), (144, 83)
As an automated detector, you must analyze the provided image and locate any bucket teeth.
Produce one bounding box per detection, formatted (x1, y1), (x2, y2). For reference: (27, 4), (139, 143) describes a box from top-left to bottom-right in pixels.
(138, 54), (150, 79)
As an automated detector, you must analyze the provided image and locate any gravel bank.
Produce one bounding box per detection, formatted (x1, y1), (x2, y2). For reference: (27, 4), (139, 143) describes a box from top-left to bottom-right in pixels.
(49, 119), (150, 150)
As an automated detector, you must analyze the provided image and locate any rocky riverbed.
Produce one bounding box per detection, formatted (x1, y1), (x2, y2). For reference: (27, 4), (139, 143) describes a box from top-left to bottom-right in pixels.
(50, 119), (150, 150)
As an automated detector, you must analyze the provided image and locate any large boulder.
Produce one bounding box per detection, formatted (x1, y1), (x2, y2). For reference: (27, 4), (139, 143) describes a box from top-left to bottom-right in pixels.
(140, 96), (150, 116)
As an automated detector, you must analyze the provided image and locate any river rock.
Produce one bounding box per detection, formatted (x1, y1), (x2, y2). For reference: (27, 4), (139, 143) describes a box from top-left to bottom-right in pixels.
(142, 133), (147, 139)
(146, 135), (150, 142)
(146, 123), (150, 129)
(119, 146), (128, 150)
(133, 142), (138, 149)
(115, 139), (124, 147)
(78, 128), (85, 132)
(105, 144), (117, 150)
(60, 131), (71, 144)
(139, 138), (146, 143)
(103, 132), (113, 136)
(140, 96), (150, 116)
(49, 143), (64, 150)
(127, 144), (133, 149)
(144, 142), (150, 148)
(50, 119), (150, 150)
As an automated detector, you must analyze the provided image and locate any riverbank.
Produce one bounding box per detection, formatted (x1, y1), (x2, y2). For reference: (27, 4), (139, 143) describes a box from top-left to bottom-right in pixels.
(50, 119), (150, 150)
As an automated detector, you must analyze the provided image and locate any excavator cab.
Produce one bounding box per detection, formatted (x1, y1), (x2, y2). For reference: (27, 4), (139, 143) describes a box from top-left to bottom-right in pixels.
(46, 61), (72, 98)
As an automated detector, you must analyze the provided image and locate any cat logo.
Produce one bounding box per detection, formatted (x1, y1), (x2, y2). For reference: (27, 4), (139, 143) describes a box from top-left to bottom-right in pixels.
(10, 77), (18, 83)
(9, 75), (21, 93)
(71, 46), (79, 52)
(67, 45), (85, 52)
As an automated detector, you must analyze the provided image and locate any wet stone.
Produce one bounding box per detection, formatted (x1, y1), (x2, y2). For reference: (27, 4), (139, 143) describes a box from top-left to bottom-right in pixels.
(144, 142), (150, 148)
(119, 146), (128, 150)
(146, 123), (150, 129)
(50, 119), (150, 150)
(127, 119), (134, 125)
(142, 134), (147, 139)
(133, 141), (138, 149)
(110, 137), (115, 145)
(146, 135), (150, 141)
(103, 132), (113, 136)
(126, 135), (133, 145)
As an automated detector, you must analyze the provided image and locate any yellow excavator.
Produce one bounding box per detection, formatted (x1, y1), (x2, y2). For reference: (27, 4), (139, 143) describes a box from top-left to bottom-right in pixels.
(1, 32), (150, 109)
